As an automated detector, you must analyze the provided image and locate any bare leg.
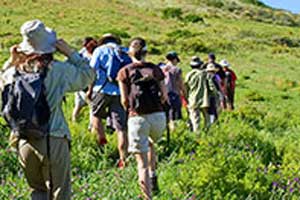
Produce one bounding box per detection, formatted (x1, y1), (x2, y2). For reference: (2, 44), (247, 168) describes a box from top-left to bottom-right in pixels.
(135, 153), (151, 200)
(168, 120), (175, 132)
(117, 130), (128, 168)
(148, 143), (156, 176)
(148, 142), (159, 193)
(92, 116), (107, 146)
(72, 104), (83, 122)
(88, 108), (93, 131)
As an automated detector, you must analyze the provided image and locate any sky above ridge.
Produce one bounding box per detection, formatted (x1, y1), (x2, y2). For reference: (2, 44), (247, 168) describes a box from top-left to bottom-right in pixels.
(260, 0), (300, 14)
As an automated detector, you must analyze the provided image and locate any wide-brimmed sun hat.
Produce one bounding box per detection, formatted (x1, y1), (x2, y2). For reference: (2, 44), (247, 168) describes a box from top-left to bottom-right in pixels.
(206, 63), (219, 72)
(18, 19), (57, 55)
(166, 51), (180, 62)
(220, 59), (231, 67)
(190, 56), (203, 67)
(98, 33), (121, 46)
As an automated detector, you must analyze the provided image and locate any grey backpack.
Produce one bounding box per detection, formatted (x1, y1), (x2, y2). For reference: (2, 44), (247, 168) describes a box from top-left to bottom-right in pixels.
(1, 68), (50, 139)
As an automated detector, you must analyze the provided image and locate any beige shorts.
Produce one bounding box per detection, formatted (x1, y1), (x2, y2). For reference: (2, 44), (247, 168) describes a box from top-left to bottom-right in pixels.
(128, 112), (166, 153)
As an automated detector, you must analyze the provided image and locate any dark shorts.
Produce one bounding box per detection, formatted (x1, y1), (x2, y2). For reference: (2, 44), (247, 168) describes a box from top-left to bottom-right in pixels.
(168, 92), (182, 121)
(91, 93), (126, 131)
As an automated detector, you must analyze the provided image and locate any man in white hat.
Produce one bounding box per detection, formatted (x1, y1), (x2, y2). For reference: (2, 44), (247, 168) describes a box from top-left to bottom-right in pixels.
(206, 63), (224, 124)
(1, 19), (95, 200)
(220, 59), (237, 110)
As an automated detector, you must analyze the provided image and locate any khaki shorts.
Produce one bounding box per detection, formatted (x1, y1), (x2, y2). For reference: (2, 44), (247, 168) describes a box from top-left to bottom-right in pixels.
(128, 112), (166, 153)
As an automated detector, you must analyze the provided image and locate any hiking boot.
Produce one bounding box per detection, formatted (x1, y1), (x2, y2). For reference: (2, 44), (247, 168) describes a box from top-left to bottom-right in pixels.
(117, 159), (126, 169)
(97, 137), (108, 147)
(150, 175), (159, 194)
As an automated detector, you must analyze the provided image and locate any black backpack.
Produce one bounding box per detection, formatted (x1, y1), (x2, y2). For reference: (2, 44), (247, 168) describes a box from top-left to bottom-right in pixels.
(128, 64), (162, 114)
(1, 68), (51, 139)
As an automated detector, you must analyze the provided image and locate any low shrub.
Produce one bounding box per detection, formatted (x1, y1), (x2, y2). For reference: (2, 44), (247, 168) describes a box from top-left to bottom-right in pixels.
(166, 29), (194, 39)
(180, 38), (212, 54)
(105, 29), (131, 39)
(182, 14), (205, 23)
(273, 36), (300, 48)
(245, 91), (266, 102)
(205, 0), (224, 8)
(162, 7), (183, 20)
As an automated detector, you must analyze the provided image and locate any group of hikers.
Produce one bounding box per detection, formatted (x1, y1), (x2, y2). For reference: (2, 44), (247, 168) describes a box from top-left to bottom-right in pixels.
(0, 19), (237, 200)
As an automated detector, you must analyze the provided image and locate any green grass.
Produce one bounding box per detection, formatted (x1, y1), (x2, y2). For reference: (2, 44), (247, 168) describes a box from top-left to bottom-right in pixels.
(1, 0), (300, 199)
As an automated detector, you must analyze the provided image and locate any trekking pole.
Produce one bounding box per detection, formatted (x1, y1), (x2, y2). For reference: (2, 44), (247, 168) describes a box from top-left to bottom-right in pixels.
(166, 115), (170, 147)
(46, 135), (53, 200)
(163, 103), (170, 148)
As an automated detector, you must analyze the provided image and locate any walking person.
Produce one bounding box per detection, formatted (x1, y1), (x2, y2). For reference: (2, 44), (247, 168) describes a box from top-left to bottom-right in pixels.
(220, 59), (237, 110)
(206, 63), (222, 124)
(185, 56), (213, 132)
(87, 33), (131, 168)
(202, 53), (226, 109)
(117, 37), (167, 200)
(202, 53), (225, 79)
(1, 19), (95, 200)
(162, 51), (186, 131)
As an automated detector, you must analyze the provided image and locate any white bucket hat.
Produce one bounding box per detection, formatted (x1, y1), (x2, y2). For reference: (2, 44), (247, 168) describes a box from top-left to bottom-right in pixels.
(18, 19), (57, 55)
(206, 63), (219, 72)
(220, 59), (230, 67)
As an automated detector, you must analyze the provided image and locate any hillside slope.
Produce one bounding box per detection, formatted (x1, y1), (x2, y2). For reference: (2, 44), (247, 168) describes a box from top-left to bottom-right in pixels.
(0, 0), (300, 199)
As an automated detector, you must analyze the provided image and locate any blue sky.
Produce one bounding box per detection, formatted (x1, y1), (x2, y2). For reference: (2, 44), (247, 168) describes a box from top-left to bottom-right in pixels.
(260, 0), (300, 14)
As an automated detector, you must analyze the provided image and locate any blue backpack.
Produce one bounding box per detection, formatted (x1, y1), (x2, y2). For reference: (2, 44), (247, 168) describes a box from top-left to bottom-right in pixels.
(1, 69), (50, 139)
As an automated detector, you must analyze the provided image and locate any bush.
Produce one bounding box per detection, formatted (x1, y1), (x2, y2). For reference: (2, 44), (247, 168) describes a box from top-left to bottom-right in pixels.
(224, 2), (243, 13)
(166, 29), (194, 39)
(273, 36), (300, 48)
(180, 38), (211, 54)
(271, 46), (290, 54)
(148, 46), (162, 55)
(241, 0), (267, 7)
(105, 29), (131, 39)
(205, 0), (224, 8)
(162, 7), (183, 20)
(245, 91), (266, 102)
(273, 11), (298, 27)
(182, 14), (205, 23)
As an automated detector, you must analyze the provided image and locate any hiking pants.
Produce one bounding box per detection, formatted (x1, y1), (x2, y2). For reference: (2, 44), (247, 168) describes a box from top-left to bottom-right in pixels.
(188, 107), (210, 132)
(18, 136), (71, 200)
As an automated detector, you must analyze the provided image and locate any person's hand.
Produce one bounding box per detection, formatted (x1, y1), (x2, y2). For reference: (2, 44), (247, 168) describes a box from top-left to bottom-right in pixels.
(121, 97), (129, 110)
(55, 39), (74, 57)
(161, 91), (169, 104)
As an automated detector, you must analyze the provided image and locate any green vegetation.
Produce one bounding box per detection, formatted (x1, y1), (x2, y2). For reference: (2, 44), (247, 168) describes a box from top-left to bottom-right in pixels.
(0, 0), (300, 199)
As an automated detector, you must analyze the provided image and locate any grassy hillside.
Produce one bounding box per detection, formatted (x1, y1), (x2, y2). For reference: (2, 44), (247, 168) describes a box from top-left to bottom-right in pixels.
(0, 0), (300, 199)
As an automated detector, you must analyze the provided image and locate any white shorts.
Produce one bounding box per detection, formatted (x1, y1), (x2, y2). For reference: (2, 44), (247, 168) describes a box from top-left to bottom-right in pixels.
(128, 112), (166, 153)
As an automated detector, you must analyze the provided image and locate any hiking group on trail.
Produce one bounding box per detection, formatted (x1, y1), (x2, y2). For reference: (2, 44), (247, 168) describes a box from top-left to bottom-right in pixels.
(0, 20), (237, 200)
